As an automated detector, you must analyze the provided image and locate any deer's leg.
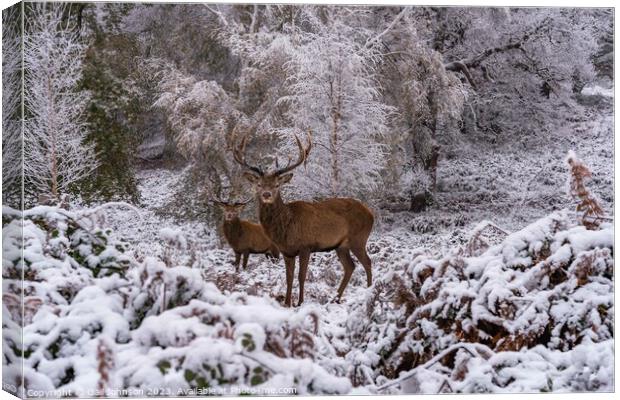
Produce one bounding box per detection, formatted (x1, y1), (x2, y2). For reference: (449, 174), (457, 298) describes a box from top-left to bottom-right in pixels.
(242, 252), (249, 270)
(283, 255), (296, 307)
(335, 247), (356, 301)
(351, 245), (372, 287)
(297, 250), (311, 306)
(234, 252), (241, 271)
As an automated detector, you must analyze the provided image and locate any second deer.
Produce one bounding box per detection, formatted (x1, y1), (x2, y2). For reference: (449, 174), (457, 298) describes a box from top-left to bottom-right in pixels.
(232, 132), (374, 306)
(213, 199), (280, 271)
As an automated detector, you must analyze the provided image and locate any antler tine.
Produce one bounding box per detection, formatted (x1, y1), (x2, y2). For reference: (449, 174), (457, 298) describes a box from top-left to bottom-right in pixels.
(232, 132), (264, 176)
(209, 195), (226, 205)
(305, 129), (312, 162)
(234, 196), (253, 206)
(273, 130), (312, 176)
(209, 187), (230, 205)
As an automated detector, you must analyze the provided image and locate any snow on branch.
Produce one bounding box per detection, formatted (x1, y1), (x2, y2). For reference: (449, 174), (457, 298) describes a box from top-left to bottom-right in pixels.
(443, 17), (552, 88)
(365, 7), (410, 48)
(23, 3), (98, 201)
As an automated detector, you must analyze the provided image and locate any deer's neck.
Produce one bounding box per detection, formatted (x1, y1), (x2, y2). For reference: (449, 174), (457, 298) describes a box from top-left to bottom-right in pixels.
(222, 218), (241, 247)
(259, 194), (292, 245)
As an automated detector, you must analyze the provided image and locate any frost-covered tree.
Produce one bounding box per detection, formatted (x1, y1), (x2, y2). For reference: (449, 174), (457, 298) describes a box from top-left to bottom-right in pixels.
(2, 6), (22, 205)
(23, 3), (98, 202)
(391, 13), (465, 199)
(434, 8), (598, 138)
(152, 63), (249, 218)
(120, 3), (607, 217)
(282, 14), (393, 199)
(153, 66), (241, 165)
(77, 2), (143, 203)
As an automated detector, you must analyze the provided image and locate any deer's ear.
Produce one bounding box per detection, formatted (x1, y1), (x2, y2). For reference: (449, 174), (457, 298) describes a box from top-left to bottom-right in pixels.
(278, 173), (293, 185)
(243, 172), (260, 184)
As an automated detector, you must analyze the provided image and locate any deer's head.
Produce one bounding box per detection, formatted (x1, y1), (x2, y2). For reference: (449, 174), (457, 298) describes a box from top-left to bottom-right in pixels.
(213, 199), (251, 221)
(233, 132), (312, 204)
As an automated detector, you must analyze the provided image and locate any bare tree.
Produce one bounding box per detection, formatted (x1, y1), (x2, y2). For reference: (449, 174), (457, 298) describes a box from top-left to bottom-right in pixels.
(283, 14), (393, 199)
(2, 6), (22, 203)
(23, 3), (98, 202)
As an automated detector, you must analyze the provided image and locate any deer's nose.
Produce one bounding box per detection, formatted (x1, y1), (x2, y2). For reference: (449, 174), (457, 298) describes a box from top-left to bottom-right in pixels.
(262, 192), (272, 200)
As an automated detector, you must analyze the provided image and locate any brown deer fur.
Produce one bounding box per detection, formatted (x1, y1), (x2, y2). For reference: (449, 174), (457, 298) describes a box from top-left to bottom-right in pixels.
(216, 202), (280, 271)
(233, 133), (375, 306)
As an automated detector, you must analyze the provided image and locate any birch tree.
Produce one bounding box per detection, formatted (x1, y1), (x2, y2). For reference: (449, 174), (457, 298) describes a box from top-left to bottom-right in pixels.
(2, 6), (22, 204)
(282, 15), (393, 200)
(23, 3), (98, 202)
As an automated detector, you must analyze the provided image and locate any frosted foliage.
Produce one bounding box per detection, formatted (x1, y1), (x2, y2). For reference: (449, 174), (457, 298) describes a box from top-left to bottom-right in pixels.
(2, 7), (21, 193)
(23, 3), (98, 199)
(153, 68), (239, 161)
(2, 206), (351, 396)
(399, 20), (465, 128)
(449, 8), (597, 137)
(2, 184), (613, 395)
(345, 211), (613, 393)
(282, 22), (392, 199)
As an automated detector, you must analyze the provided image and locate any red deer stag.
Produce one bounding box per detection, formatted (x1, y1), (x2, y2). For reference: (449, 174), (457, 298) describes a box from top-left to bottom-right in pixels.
(213, 199), (280, 271)
(232, 132), (374, 306)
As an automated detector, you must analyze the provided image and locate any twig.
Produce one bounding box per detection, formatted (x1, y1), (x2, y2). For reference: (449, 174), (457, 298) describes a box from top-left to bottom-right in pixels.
(365, 7), (410, 48)
(376, 342), (495, 391)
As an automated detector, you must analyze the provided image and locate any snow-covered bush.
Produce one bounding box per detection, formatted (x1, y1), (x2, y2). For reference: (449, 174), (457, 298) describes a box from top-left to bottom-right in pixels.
(119, 297), (349, 395)
(346, 210), (613, 392)
(2, 205), (352, 396)
(2, 206), (134, 395)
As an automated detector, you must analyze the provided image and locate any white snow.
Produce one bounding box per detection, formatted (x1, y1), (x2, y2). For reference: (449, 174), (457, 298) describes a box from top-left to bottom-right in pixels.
(2, 167), (613, 395)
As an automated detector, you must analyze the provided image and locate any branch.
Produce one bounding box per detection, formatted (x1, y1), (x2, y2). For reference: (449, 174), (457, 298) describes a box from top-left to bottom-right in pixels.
(249, 4), (259, 34)
(365, 7), (409, 48)
(204, 4), (229, 27)
(375, 342), (495, 391)
(443, 60), (477, 89)
(443, 17), (551, 88)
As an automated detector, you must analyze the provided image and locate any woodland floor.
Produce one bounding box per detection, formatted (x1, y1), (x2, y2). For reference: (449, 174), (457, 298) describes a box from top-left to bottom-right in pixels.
(97, 86), (613, 344)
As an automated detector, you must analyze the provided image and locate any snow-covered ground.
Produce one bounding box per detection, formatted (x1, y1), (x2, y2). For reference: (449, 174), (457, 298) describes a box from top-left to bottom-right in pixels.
(2, 88), (614, 396)
(3, 152), (614, 396)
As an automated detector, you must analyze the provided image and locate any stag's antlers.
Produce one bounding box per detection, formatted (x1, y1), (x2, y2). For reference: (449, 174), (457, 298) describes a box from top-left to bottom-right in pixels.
(232, 130), (312, 176)
(273, 131), (312, 176)
(232, 133), (264, 177)
(210, 193), (252, 206)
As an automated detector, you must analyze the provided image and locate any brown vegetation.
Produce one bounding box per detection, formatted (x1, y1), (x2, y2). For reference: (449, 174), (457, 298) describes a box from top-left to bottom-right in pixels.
(565, 151), (607, 229)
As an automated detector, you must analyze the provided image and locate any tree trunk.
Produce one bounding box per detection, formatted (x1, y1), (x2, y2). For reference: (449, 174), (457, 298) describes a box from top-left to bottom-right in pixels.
(427, 144), (440, 192)
(330, 110), (340, 195)
(47, 76), (59, 201)
(330, 61), (344, 196)
(409, 92), (440, 211)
